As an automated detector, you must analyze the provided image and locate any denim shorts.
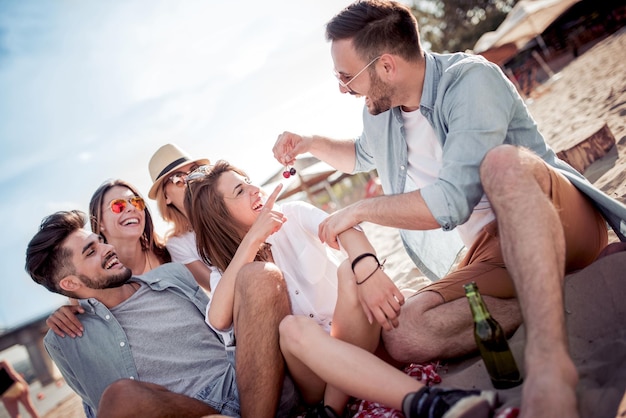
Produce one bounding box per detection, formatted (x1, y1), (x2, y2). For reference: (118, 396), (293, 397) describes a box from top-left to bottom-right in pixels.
(193, 349), (298, 417)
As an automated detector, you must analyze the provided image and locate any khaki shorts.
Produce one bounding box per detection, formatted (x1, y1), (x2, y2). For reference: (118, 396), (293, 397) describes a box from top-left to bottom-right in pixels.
(419, 166), (608, 302)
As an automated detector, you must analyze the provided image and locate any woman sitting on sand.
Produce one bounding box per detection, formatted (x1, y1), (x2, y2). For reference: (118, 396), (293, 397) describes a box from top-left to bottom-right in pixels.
(46, 179), (171, 337)
(185, 160), (405, 416)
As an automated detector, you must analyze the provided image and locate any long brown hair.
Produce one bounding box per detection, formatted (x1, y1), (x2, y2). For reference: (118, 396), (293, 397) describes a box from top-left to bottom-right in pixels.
(89, 179), (171, 264)
(155, 185), (191, 239)
(185, 160), (263, 273)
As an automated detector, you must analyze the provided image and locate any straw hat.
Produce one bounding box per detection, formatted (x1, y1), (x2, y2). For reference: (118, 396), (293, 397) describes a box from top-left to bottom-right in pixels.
(148, 144), (210, 199)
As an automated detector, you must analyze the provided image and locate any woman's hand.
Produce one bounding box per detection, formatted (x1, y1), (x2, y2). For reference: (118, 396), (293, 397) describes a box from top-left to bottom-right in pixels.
(247, 184), (286, 244)
(46, 304), (85, 338)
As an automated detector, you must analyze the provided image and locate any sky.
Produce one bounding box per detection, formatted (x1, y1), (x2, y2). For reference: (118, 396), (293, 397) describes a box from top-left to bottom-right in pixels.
(0, 0), (416, 330)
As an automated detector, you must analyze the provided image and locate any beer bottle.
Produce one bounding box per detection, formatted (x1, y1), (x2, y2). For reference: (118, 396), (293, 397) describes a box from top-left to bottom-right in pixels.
(464, 281), (523, 389)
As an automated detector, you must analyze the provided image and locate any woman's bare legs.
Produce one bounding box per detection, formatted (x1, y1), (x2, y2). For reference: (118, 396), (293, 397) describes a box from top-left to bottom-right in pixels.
(279, 314), (421, 410)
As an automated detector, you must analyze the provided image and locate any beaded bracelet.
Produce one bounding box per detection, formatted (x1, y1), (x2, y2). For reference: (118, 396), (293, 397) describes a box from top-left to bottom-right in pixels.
(356, 258), (386, 285)
(351, 252), (379, 273)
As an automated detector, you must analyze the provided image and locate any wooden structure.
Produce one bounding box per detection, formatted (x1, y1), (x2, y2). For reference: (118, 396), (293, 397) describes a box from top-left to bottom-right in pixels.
(555, 123), (616, 174)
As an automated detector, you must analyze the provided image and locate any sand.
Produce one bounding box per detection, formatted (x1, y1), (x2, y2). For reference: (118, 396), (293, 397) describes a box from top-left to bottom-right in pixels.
(527, 27), (626, 205)
(7, 27), (625, 418)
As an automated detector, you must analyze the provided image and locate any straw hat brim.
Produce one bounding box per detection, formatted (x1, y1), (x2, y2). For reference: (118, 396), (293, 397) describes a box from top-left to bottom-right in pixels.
(148, 157), (210, 200)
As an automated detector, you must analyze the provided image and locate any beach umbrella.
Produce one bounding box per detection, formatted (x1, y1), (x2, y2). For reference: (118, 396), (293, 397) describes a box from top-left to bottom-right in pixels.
(474, 0), (581, 62)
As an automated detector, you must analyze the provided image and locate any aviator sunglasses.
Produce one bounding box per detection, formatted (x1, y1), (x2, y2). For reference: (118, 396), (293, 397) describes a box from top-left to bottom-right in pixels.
(109, 196), (146, 214)
(168, 165), (213, 187)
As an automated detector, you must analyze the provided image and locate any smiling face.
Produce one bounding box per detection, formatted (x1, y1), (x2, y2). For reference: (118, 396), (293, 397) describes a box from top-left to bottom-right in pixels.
(62, 229), (132, 293)
(217, 170), (266, 231)
(163, 162), (199, 215)
(331, 38), (397, 115)
(100, 186), (146, 245)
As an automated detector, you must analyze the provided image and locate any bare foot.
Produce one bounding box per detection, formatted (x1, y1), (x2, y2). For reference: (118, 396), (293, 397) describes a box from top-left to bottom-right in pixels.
(519, 358), (579, 418)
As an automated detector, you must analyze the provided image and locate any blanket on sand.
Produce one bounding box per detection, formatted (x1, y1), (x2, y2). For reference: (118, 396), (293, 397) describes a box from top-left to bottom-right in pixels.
(330, 250), (626, 418)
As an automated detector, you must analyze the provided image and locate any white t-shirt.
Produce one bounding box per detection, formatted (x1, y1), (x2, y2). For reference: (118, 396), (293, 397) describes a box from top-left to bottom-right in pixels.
(402, 108), (495, 247)
(166, 230), (222, 293)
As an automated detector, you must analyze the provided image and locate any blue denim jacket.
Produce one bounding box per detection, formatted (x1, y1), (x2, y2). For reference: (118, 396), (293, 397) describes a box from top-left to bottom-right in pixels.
(43, 263), (218, 417)
(353, 51), (626, 279)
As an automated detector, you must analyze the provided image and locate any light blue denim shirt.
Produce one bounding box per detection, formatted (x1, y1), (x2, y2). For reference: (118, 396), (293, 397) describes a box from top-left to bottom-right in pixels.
(353, 51), (626, 279)
(43, 263), (221, 418)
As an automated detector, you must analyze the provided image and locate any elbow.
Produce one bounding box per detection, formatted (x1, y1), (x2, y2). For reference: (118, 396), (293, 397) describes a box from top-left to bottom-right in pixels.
(208, 313), (232, 332)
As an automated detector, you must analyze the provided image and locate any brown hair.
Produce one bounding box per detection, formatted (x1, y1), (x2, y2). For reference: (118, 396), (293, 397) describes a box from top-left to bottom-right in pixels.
(89, 179), (171, 264)
(25, 210), (85, 296)
(155, 185), (192, 239)
(326, 0), (423, 62)
(185, 160), (263, 273)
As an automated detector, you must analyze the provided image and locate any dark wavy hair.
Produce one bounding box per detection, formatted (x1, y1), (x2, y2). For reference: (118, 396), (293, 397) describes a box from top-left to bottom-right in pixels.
(326, 0), (423, 63)
(89, 179), (170, 265)
(25, 210), (85, 296)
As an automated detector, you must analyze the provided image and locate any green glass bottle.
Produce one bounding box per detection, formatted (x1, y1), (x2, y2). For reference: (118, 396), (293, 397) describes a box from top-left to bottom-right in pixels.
(464, 281), (523, 389)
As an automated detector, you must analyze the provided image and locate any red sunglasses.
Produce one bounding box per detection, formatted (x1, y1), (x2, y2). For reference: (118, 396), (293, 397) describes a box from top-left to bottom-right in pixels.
(109, 197), (146, 214)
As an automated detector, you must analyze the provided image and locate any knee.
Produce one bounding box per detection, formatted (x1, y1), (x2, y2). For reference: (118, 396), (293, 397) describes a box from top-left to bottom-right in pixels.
(237, 262), (283, 286)
(279, 315), (307, 353)
(100, 379), (137, 402)
(480, 145), (523, 190)
(99, 379), (139, 415)
(236, 262), (287, 300)
(481, 145), (552, 198)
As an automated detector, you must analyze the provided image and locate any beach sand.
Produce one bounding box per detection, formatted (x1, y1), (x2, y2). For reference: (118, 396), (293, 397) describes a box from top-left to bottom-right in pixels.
(4, 27), (625, 418)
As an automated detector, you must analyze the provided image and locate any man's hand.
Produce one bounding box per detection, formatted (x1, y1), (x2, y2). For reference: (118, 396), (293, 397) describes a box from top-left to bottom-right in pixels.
(273, 131), (312, 166)
(318, 205), (360, 250)
(46, 304), (85, 338)
(356, 270), (405, 331)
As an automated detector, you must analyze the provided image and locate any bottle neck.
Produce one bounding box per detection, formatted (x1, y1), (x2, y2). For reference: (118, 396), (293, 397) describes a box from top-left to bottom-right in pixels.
(466, 291), (491, 322)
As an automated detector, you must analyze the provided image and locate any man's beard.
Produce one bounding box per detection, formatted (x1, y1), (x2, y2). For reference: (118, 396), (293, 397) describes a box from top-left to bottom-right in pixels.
(79, 267), (132, 290)
(367, 71), (395, 115)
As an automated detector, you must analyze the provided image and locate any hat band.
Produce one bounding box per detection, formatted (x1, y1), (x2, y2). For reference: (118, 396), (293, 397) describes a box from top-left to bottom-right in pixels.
(156, 157), (190, 181)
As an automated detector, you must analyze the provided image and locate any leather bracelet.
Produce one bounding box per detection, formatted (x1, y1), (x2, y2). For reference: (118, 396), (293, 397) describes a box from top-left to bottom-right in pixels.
(351, 252), (379, 273)
(356, 258), (386, 285)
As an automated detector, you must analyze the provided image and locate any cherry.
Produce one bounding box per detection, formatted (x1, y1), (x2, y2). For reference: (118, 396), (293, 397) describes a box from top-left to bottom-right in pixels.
(283, 170), (291, 179)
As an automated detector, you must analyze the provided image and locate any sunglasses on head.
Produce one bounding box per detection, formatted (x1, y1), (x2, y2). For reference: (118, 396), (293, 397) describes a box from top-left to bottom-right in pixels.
(168, 165), (211, 187)
(109, 196), (146, 214)
(168, 165), (213, 187)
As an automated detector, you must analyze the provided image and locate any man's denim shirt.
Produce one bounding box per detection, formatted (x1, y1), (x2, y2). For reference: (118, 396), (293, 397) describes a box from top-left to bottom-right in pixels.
(43, 263), (213, 418)
(353, 51), (626, 280)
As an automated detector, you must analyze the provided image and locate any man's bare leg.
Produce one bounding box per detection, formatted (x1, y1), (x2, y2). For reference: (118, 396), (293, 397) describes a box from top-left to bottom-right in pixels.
(480, 145), (578, 418)
(233, 262), (292, 418)
(98, 380), (218, 418)
(383, 291), (521, 364)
